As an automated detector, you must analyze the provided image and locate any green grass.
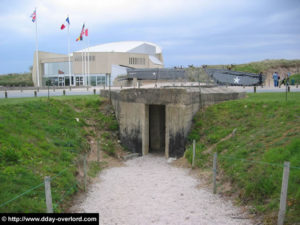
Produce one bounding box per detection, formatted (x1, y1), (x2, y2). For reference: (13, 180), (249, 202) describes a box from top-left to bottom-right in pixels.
(186, 92), (300, 224)
(232, 59), (300, 74)
(0, 95), (119, 212)
(87, 161), (107, 178)
(290, 73), (300, 84)
(0, 73), (33, 87)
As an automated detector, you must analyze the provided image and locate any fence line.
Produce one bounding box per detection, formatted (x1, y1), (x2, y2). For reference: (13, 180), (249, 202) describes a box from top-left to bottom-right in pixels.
(0, 182), (44, 209)
(217, 154), (300, 170)
(53, 182), (78, 211)
(199, 150), (300, 170)
(189, 140), (298, 225)
(49, 168), (69, 182)
(0, 152), (94, 212)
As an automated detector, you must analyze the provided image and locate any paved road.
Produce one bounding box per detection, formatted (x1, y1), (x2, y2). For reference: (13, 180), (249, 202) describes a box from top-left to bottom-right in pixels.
(227, 86), (300, 93)
(0, 84), (299, 99)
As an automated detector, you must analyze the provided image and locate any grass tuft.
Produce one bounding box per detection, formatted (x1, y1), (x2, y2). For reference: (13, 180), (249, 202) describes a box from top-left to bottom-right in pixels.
(186, 92), (300, 224)
(0, 95), (119, 212)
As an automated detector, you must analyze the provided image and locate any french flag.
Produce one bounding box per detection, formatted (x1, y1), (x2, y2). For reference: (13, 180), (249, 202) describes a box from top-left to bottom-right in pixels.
(61, 17), (70, 30)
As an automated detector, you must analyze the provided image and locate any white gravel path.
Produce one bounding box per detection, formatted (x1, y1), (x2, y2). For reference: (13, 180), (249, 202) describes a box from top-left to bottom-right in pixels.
(74, 155), (253, 225)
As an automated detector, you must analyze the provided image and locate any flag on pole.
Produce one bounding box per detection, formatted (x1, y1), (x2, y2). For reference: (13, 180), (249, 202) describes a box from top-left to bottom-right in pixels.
(30, 9), (36, 23)
(61, 17), (70, 30)
(76, 23), (85, 41)
(85, 28), (88, 37)
(80, 24), (85, 36)
(31, 8), (39, 87)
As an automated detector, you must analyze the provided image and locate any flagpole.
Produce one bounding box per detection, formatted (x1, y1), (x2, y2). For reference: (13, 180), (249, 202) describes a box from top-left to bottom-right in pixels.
(68, 15), (71, 86)
(86, 36), (88, 86)
(88, 34), (90, 86)
(84, 24), (87, 86)
(84, 42), (87, 85)
(81, 47), (84, 83)
(35, 7), (40, 87)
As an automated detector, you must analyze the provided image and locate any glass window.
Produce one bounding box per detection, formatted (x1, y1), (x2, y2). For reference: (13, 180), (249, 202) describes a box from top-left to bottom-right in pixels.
(43, 62), (72, 77)
(96, 75), (106, 85)
(91, 76), (97, 86)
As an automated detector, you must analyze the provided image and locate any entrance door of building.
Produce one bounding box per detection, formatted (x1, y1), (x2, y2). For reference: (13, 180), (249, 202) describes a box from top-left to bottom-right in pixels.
(75, 76), (84, 86)
(149, 105), (166, 154)
(58, 77), (65, 86)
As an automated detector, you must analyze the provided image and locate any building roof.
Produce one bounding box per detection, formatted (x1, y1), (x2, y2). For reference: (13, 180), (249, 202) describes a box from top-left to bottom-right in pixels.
(76, 41), (162, 54)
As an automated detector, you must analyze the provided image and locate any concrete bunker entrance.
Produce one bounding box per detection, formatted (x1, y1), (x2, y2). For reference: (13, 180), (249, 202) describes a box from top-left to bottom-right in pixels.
(149, 105), (166, 155)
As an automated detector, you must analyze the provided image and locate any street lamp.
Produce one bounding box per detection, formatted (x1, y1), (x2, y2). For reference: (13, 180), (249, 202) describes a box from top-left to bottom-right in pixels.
(153, 72), (157, 88)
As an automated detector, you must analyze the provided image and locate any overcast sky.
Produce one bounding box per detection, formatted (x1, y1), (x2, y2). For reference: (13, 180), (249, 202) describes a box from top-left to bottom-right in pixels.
(0, 0), (300, 74)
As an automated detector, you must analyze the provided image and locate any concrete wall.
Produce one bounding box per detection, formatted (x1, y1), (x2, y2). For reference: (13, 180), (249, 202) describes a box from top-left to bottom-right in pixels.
(102, 87), (245, 158)
(110, 100), (145, 155)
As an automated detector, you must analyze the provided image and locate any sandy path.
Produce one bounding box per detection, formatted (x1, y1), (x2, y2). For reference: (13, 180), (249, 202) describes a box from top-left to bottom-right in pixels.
(73, 155), (252, 225)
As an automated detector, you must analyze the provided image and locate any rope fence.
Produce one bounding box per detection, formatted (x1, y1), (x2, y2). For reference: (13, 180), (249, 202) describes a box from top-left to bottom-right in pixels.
(0, 145), (103, 213)
(217, 154), (300, 170)
(191, 139), (299, 225)
(53, 181), (79, 211)
(0, 182), (44, 209)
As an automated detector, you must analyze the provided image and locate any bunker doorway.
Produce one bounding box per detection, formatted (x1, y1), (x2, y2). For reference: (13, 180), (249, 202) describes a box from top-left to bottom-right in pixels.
(149, 105), (166, 154)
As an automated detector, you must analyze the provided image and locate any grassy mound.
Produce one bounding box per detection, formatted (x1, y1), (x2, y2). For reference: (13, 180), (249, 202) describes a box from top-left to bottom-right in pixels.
(185, 93), (300, 224)
(231, 59), (300, 74)
(0, 96), (119, 212)
(0, 73), (33, 87)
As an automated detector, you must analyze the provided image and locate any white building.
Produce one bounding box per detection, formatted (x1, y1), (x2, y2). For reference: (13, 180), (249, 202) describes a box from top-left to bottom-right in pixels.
(32, 41), (164, 87)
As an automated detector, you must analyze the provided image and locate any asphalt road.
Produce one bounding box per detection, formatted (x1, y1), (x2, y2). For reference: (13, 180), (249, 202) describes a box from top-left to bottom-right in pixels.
(0, 84), (299, 99)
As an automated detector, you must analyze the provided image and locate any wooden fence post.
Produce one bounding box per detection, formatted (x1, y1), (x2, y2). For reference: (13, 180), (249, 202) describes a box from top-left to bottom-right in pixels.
(93, 89), (96, 95)
(277, 161), (290, 225)
(63, 90), (66, 96)
(5, 91), (7, 98)
(97, 139), (100, 163)
(44, 176), (53, 213)
(192, 140), (196, 168)
(213, 152), (217, 194)
(34, 90), (37, 97)
(84, 154), (87, 192)
(254, 86), (256, 93)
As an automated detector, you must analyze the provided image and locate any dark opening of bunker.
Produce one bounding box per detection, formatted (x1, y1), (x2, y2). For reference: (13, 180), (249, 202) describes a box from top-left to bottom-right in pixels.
(149, 105), (166, 154)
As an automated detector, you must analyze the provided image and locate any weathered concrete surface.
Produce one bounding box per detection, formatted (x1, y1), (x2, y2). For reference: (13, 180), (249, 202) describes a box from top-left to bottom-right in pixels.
(101, 87), (245, 158)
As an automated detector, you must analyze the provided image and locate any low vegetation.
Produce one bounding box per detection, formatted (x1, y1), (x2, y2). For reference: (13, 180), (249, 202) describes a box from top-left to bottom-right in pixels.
(0, 73), (33, 87)
(0, 96), (119, 212)
(231, 59), (300, 74)
(186, 92), (300, 224)
(289, 73), (300, 84)
(185, 59), (300, 83)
